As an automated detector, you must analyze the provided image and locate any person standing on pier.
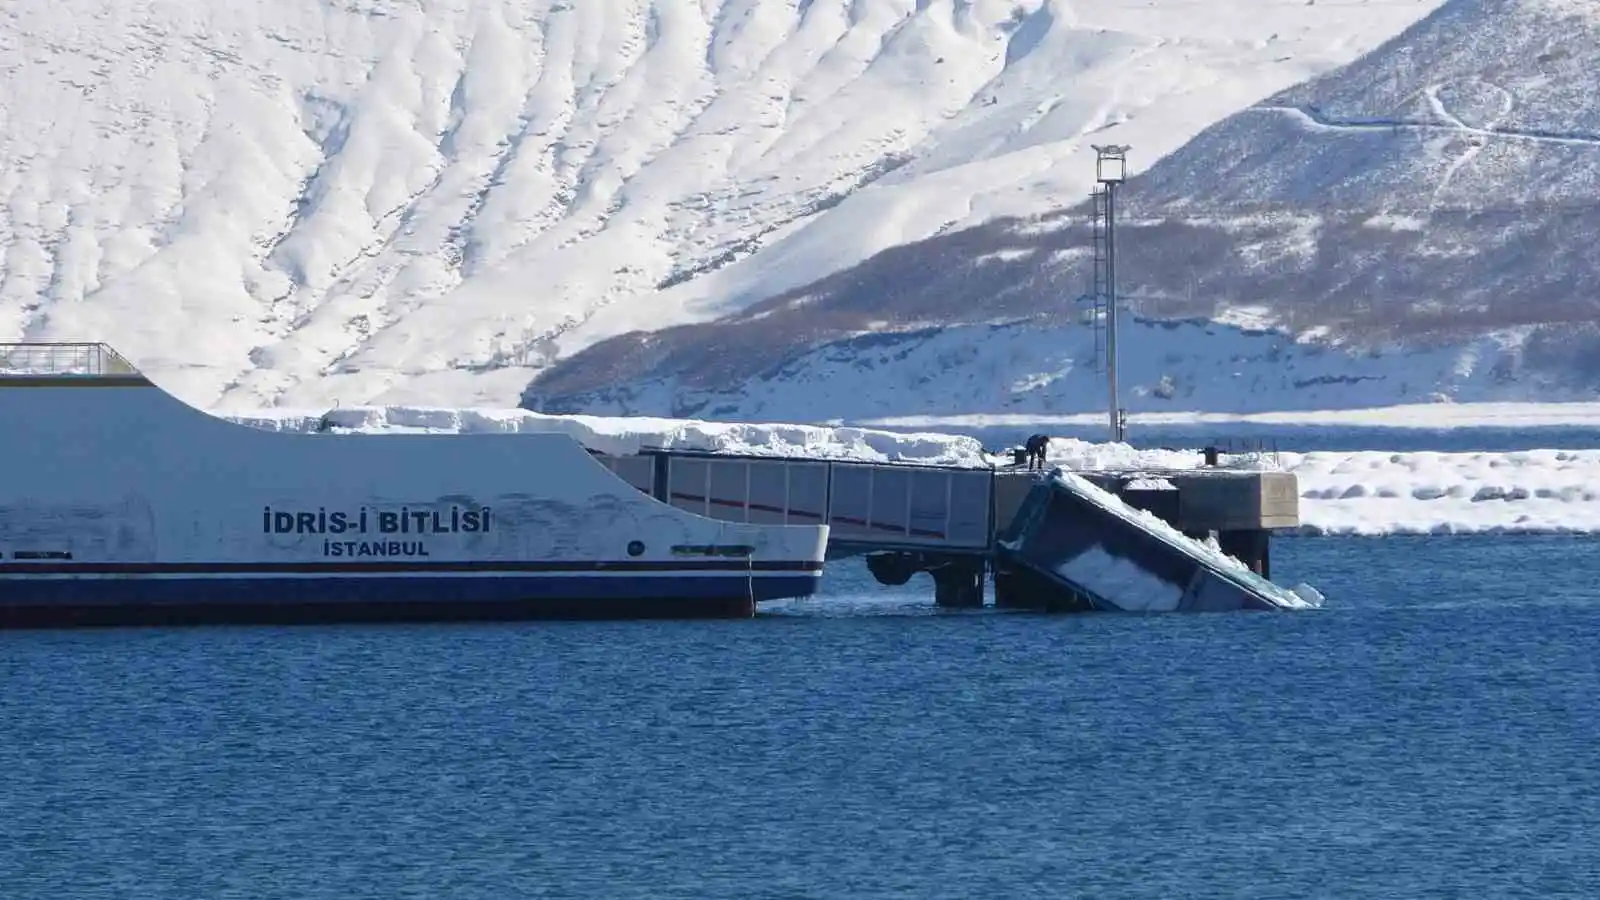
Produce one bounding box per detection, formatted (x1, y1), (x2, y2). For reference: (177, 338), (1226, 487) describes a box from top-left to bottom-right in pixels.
(1025, 434), (1051, 471)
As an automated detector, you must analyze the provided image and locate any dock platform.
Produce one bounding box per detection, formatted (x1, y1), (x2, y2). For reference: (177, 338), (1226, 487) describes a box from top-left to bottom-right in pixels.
(596, 449), (1302, 611)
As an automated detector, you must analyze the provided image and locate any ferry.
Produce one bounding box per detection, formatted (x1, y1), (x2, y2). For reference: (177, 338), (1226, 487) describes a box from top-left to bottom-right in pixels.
(0, 343), (829, 627)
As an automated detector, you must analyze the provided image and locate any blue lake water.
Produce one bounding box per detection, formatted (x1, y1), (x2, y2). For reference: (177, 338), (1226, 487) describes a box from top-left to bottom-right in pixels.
(4, 532), (1599, 898)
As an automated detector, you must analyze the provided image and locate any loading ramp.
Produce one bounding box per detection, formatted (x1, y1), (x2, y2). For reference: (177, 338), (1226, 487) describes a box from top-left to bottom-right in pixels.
(995, 471), (1315, 612)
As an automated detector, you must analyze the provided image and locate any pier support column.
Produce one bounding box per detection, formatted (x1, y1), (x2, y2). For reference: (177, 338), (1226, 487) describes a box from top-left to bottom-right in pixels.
(932, 561), (986, 609)
(1218, 529), (1270, 579)
(865, 552), (917, 587)
(993, 568), (1033, 610)
(992, 565), (1095, 613)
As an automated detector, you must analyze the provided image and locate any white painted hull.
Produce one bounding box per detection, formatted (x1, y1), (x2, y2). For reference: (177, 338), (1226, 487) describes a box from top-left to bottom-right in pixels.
(0, 349), (828, 626)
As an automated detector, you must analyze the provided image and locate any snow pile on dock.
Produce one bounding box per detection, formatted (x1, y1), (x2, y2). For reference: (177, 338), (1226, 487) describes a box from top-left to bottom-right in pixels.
(1035, 438), (1600, 537)
(1036, 438), (1278, 472)
(225, 407), (990, 468)
(223, 406), (1600, 537)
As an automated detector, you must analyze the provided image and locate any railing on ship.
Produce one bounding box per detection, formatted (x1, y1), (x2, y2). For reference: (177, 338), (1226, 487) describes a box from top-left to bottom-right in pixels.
(0, 343), (141, 378)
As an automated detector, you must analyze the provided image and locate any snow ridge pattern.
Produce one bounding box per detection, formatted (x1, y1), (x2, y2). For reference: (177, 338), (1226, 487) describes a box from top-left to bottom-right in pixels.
(527, 0), (1600, 420)
(1, 0), (1445, 410)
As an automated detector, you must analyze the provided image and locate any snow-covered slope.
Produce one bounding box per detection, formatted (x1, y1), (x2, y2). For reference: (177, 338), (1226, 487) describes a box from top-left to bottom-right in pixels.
(0, 0), (1443, 409)
(529, 0), (1600, 419)
(527, 315), (1600, 421)
(1111, 0), (1600, 346)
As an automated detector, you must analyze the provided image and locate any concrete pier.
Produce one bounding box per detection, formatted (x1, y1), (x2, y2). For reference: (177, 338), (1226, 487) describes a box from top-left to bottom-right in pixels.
(595, 449), (1301, 611)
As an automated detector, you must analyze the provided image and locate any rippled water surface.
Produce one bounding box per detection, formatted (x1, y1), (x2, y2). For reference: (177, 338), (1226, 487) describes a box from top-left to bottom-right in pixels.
(4, 535), (1600, 898)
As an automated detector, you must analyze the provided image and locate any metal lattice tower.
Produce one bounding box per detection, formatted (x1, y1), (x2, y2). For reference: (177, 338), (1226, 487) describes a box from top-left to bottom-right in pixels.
(1092, 144), (1130, 443)
(1084, 185), (1110, 373)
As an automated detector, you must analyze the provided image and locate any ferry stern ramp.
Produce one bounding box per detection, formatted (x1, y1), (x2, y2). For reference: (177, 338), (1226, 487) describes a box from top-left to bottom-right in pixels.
(994, 469), (1319, 613)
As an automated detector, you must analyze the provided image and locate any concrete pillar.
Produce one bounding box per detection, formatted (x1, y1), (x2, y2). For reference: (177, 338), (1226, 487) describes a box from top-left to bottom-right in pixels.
(1218, 529), (1270, 579)
(992, 568), (1031, 610)
(932, 561), (985, 608)
(866, 552), (917, 587)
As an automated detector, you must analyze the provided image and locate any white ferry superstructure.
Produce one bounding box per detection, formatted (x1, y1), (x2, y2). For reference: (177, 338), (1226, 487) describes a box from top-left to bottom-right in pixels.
(0, 344), (828, 627)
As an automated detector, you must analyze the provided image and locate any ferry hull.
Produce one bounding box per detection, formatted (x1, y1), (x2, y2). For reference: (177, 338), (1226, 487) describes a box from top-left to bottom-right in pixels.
(0, 568), (821, 627)
(0, 343), (831, 628)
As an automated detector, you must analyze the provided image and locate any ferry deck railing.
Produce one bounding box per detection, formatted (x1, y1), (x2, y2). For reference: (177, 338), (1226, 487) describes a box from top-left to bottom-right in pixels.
(0, 343), (142, 377)
(597, 449), (1000, 557)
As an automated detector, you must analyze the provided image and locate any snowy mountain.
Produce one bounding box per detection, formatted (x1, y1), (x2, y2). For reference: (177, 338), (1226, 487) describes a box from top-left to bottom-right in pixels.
(0, 0), (1445, 410)
(526, 314), (1590, 422)
(529, 0), (1600, 420)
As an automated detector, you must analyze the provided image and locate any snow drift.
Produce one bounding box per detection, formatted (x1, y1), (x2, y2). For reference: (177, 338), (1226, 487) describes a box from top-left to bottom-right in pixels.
(228, 405), (990, 467)
(225, 407), (1600, 537)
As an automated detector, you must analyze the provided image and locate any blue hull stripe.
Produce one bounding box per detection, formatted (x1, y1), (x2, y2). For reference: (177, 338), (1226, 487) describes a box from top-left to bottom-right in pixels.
(0, 559), (824, 575)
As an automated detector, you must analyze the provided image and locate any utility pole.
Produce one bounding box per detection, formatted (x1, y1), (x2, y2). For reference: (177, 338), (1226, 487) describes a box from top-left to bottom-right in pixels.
(1093, 144), (1130, 443)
